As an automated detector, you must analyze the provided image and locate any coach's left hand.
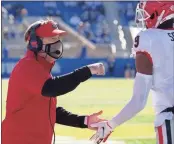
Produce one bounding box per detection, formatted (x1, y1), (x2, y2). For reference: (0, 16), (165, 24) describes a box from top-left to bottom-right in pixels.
(86, 110), (106, 130)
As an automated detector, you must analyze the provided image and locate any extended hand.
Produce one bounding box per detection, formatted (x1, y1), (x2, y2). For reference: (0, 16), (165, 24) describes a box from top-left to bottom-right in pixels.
(86, 110), (106, 130)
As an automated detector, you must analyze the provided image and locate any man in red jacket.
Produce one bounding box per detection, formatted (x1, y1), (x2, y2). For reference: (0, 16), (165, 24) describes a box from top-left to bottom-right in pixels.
(2, 19), (105, 144)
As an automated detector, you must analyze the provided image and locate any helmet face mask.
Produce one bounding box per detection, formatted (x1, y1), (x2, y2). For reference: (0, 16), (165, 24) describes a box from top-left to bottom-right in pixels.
(135, 1), (174, 29)
(135, 2), (150, 29)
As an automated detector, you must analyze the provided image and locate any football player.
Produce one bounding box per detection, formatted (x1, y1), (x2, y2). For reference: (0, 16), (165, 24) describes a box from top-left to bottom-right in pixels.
(90, 1), (174, 144)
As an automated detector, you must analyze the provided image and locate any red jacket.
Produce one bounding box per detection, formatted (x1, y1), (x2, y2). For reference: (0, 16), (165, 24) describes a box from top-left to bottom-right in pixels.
(2, 51), (57, 144)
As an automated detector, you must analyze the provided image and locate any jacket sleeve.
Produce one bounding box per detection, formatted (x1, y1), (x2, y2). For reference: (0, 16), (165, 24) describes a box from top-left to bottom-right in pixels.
(41, 66), (92, 97)
(56, 107), (88, 128)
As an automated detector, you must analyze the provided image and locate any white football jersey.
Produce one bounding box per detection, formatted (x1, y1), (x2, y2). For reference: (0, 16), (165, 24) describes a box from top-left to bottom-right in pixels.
(133, 28), (174, 126)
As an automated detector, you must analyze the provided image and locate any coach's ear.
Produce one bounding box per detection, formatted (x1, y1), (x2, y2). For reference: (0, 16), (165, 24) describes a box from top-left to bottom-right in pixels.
(136, 52), (153, 75)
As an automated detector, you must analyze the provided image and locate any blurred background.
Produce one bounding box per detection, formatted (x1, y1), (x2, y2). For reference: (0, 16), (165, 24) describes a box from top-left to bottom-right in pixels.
(1, 1), (155, 144)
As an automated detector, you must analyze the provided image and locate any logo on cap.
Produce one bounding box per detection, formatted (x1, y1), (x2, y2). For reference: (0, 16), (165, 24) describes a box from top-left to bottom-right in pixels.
(52, 22), (58, 29)
(170, 5), (174, 11)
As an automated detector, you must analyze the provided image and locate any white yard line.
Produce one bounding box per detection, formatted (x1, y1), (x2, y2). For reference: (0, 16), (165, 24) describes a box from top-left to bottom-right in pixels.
(55, 136), (126, 144)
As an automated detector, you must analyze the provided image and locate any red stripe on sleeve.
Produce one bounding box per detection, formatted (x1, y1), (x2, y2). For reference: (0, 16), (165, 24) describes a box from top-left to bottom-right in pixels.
(158, 126), (163, 144)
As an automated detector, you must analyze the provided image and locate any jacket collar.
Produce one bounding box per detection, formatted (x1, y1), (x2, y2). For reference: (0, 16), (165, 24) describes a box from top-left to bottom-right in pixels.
(25, 50), (54, 72)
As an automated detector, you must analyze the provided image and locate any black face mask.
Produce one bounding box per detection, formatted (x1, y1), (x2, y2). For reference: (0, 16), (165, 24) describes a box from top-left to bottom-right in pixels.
(43, 40), (63, 59)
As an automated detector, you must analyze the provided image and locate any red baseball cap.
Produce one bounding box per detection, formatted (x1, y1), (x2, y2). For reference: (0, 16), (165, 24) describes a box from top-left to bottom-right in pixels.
(35, 21), (67, 38)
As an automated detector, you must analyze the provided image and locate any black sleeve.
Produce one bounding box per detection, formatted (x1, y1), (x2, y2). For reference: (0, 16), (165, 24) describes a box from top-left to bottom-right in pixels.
(41, 66), (92, 97)
(56, 107), (88, 128)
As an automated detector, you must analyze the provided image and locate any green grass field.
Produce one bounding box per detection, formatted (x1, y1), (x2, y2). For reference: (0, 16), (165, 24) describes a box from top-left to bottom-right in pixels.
(2, 79), (156, 144)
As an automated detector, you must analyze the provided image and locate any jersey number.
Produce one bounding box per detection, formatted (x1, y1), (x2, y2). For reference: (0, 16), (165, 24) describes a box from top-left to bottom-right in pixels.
(134, 36), (140, 48)
(168, 32), (174, 41)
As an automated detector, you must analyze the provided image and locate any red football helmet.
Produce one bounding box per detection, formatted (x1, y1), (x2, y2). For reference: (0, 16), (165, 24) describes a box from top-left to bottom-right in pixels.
(135, 1), (174, 29)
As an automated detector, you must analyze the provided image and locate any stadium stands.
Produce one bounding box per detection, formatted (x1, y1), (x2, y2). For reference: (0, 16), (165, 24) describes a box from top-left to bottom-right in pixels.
(2, 1), (139, 59)
(115, 2), (138, 26)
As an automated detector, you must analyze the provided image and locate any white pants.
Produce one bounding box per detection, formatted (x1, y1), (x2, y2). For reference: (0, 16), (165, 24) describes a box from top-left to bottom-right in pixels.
(155, 119), (174, 144)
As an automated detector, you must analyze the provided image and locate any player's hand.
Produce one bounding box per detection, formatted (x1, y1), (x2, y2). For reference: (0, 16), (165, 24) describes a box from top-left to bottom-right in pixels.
(86, 110), (106, 130)
(90, 121), (113, 143)
(87, 63), (105, 75)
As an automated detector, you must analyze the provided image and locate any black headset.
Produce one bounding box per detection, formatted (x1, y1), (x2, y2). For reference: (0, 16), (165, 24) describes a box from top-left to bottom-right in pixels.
(28, 23), (43, 52)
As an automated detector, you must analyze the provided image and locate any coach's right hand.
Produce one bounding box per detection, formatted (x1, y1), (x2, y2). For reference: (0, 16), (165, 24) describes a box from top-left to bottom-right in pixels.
(87, 63), (105, 75)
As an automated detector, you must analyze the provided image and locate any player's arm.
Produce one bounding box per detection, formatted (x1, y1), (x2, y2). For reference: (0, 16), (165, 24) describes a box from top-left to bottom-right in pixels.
(136, 52), (153, 75)
(108, 51), (153, 128)
(107, 31), (153, 127)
